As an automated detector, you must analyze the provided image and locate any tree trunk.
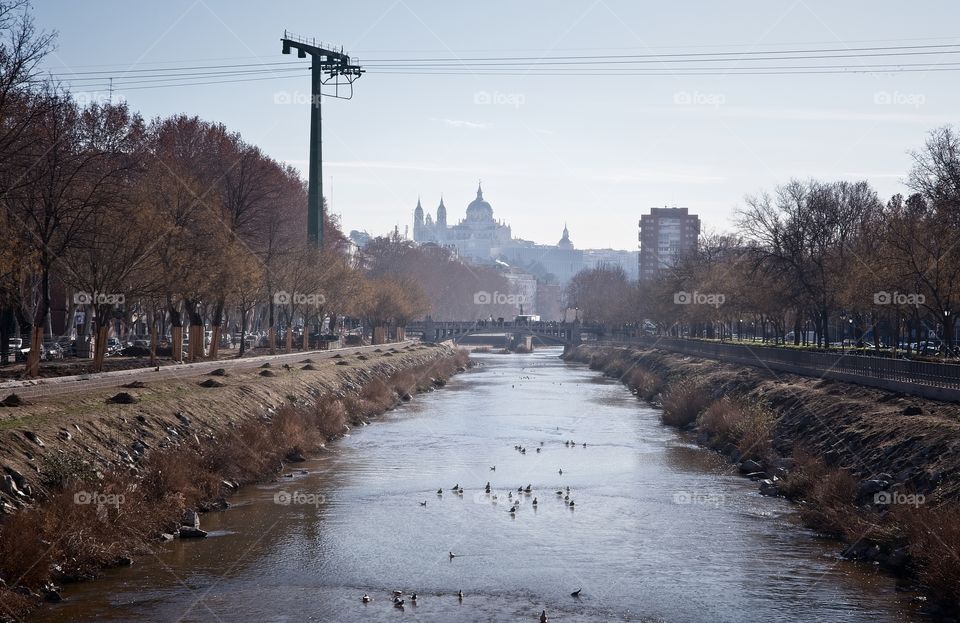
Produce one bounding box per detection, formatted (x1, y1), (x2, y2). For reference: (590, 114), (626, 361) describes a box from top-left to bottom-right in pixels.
(268, 299), (276, 355)
(92, 322), (109, 372)
(0, 307), (10, 365)
(285, 325), (293, 353)
(209, 299), (224, 359)
(149, 319), (158, 367)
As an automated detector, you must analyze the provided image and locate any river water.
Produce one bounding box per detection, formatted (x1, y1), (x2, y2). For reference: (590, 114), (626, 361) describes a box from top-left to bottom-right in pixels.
(35, 349), (923, 622)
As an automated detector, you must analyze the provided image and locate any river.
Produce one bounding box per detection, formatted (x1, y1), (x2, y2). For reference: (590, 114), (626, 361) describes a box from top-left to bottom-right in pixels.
(35, 349), (923, 622)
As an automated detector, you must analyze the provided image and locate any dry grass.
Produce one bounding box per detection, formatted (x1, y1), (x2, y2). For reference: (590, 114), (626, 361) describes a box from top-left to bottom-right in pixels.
(660, 378), (711, 429)
(0, 348), (469, 611)
(625, 368), (664, 402)
(777, 448), (830, 500)
(898, 504), (960, 607)
(798, 468), (860, 537)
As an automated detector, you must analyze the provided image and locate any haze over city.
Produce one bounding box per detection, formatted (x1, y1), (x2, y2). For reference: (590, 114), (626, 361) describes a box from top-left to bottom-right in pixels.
(37, 0), (960, 249)
(3, 2), (960, 622)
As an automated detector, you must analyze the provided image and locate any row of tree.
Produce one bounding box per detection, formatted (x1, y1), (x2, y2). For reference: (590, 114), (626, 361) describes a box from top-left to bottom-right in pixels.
(566, 125), (960, 355)
(0, 1), (430, 375)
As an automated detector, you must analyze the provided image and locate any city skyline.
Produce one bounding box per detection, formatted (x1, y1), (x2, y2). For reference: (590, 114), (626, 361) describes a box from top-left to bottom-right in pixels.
(36, 1), (960, 249)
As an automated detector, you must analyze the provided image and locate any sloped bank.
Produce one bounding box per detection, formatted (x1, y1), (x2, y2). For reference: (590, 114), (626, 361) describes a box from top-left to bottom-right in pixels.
(564, 343), (960, 619)
(0, 344), (469, 620)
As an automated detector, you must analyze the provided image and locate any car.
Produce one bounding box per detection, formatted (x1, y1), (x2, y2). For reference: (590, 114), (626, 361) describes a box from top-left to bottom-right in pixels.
(106, 337), (123, 355)
(133, 339), (150, 348)
(41, 340), (64, 360)
(7, 337), (31, 361)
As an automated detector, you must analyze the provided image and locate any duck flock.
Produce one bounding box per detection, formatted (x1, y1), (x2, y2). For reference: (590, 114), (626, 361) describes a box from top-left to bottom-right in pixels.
(359, 436), (588, 620)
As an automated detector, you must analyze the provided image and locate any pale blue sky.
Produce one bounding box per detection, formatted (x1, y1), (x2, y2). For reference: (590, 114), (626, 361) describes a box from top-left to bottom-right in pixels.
(38, 1), (960, 249)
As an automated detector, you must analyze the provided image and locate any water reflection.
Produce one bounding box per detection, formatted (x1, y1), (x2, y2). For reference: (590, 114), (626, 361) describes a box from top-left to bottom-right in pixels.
(35, 349), (923, 623)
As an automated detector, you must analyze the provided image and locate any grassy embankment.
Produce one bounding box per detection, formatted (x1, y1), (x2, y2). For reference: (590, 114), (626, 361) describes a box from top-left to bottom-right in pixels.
(567, 345), (960, 617)
(0, 347), (469, 618)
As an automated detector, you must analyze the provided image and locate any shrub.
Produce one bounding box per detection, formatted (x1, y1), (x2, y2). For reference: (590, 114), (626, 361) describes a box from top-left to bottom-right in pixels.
(660, 378), (710, 429)
(899, 504), (960, 607)
(625, 368), (663, 401)
(798, 468), (859, 537)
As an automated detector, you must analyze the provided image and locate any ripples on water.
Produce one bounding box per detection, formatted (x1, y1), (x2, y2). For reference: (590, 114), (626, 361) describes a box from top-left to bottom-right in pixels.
(35, 349), (923, 623)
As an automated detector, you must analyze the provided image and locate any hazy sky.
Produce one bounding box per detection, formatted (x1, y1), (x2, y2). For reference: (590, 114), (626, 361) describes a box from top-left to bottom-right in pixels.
(38, 1), (960, 250)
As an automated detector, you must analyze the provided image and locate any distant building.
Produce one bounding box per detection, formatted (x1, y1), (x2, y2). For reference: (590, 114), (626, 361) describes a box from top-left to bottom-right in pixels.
(536, 282), (564, 321)
(500, 226), (584, 286)
(413, 184), (514, 262)
(583, 248), (640, 280)
(412, 184), (646, 289)
(638, 207), (700, 280)
(503, 269), (538, 315)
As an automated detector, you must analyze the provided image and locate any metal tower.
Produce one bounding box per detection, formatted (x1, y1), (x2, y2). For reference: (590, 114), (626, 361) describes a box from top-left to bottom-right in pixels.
(281, 32), (363, 247)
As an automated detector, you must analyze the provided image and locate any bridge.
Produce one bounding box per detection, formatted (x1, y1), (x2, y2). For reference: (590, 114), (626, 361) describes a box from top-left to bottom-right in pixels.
(404, 320), (604, 348)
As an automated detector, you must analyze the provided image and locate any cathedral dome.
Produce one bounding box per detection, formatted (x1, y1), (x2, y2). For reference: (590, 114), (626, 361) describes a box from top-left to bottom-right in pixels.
(466, 183), (494, 222)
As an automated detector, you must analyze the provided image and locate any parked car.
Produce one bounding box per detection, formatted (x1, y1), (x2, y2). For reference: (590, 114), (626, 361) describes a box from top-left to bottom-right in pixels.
(7, 337), (31, 361)
(106, 337), (123, 355)
(41, 340), (64, 360)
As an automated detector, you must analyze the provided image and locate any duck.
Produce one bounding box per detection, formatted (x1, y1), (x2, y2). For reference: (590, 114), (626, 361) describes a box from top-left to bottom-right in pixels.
(536, 448), (541, 453)
(410, 593), (418, 603)
(532, 497), (538, 506)
(393, 590), (403, 597)
(540, 610), (548, 623)
(564, 494), (569, 501)
(521, 448), (526, 454)
(582, 442), (587, 448)
(458, 487), (464, 495)
(524, 485), (532, 493)
(508, 505), (517, 513)
(517, 486), (523, 492)
(569, 500), (576, 508)
(490, 465), (496, 471)
(362, 594), (371, 603)
(394, 599), (404, 608)
(451, 483), (459, 490)
(508, 492), (513, 499)
(571, 587), (582, 597)
(436, 488), (443, 495)
(555, 490), (563, 496)
(457, 590), (464, 601)
(449, 551), (457, 559)
(419, 501), (427, 506)
(558, 468), (563, 475)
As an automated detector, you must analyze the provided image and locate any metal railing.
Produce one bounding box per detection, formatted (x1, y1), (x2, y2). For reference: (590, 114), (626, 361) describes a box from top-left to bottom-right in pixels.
(603, 335), (960, 400)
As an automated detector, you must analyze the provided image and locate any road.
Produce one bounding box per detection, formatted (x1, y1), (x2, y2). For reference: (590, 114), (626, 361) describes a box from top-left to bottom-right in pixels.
(0, 342), (413, 401)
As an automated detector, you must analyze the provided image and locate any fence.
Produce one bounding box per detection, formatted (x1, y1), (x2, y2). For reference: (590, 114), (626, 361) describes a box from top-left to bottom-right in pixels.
(604, 335), (960, 402)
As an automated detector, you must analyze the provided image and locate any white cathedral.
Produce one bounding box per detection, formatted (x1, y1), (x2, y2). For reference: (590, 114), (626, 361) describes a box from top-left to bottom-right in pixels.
(413, 183), (516, 262)
(412, 183), (590, 285)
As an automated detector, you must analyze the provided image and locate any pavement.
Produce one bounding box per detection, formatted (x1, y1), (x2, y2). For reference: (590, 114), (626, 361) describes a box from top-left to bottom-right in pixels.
(0, 342), (413, 401)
